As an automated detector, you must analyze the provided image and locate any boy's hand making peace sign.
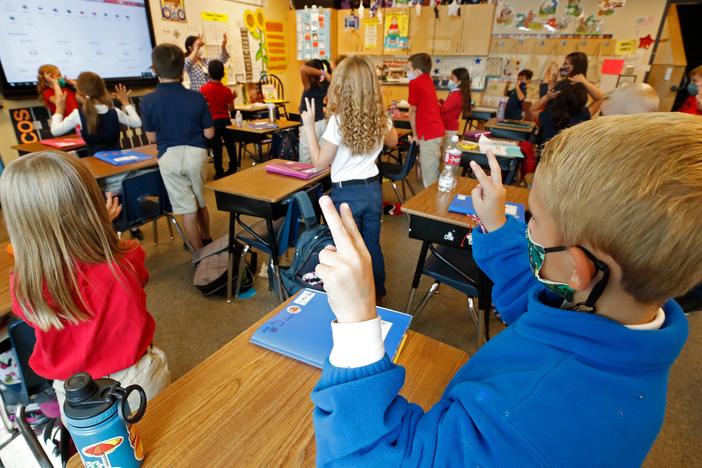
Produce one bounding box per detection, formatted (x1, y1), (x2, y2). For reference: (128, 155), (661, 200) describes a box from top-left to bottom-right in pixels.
(470, 150), (507, 233)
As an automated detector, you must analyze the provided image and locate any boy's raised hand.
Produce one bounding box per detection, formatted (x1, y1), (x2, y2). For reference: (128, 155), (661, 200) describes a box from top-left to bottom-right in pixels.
(301, 97), (316, 128)
(469, 150), (507, 232)
(316, 196), (377, 324)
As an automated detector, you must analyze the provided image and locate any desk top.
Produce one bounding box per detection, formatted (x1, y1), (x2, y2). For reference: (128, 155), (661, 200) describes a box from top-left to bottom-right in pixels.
(402, 177), (530, 229)
(485, 118), (536, 134)
(227, 119), (301, 135)
(67, 298), (468, 467)
(79, 145), (159, 180)
(207, 159), (329, 203)
(10, 135), (85, 154)
(0, 244), (14, 318)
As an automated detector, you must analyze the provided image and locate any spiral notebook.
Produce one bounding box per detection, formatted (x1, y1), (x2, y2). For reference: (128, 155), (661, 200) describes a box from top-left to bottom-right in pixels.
(251, 289), (412, 368)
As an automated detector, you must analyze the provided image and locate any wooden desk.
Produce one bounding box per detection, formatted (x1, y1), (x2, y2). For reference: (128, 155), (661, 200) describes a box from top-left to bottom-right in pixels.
(402, 178), (530, 344)
(0, 245), (14, 318)
(208, 160), (330, 302)
(67, 298), (468, 468)
(484, 118), (536, 142)
(226, 119), (302, 165)
(11, 135), (86, 156)
(79, 145), (159, 180)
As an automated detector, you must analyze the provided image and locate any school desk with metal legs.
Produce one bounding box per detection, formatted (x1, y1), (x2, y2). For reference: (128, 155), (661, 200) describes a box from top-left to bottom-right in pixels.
(226, 118), (301, 166)
(401, 178), (530, 346)
(207, 160), (329, 303)
(484, 118), (536, 142)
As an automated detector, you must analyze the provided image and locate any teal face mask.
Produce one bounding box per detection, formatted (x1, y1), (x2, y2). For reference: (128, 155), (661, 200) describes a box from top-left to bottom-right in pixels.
(688, 82), (698, 96)
(57, 77), (66, 88)
(526, 228), (611, 312)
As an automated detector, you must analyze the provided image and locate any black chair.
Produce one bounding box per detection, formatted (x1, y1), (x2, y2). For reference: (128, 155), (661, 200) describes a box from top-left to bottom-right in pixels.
(379, 141), (419, 205)
(259, 73), (288, 119)
(460, 152), (520, 185)
(113, 170), (193, 251)
(6, 320), (71, 467)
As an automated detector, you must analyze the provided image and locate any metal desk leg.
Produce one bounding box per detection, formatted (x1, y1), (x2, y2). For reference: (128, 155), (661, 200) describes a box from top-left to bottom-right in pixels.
(406, 241), (430, 313)
(477, 269), (493, 346)
(226, 213), (236, 303)
(267, 217), (286, 302)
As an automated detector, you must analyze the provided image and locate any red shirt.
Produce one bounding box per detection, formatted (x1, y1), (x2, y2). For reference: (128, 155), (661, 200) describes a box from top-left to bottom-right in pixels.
(408, 73), (445, 140)
(11, 245), (155, 381)
(41, 88), (79, 116)
(678, 95), (701, 115)
(200, 81), (235, 120)
(440, 90), (464, 132)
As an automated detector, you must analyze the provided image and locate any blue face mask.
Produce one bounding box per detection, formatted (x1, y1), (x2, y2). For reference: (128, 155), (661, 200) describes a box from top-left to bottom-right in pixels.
(447, 80), (459, 91)
(688, 82), (698, 96)
(407, 70), (418, 81)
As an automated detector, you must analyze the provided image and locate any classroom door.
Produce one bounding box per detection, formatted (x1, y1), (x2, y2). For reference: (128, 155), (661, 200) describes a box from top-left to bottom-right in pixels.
(648, 65), (687, 111)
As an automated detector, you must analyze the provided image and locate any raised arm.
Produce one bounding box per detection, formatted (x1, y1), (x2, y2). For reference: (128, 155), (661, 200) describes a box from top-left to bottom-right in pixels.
(570, 74), (604, 117)
(113, 84), (141, 128)
(301, 98), (337, 170)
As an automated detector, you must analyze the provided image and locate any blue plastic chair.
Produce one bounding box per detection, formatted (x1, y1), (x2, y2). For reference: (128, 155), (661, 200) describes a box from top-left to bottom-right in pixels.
(379, 141), (419, 204)
(112, 170), (192, 250)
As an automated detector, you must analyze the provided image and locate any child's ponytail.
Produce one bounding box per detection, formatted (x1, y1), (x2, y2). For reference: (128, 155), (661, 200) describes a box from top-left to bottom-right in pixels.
(76, 72), (113, 136)
(82, 96), (99, 135)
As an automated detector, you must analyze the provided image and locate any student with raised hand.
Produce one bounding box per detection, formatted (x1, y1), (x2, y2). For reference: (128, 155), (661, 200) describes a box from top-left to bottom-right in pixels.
(37, 64), (78, 116)
(301, 55), (397, 302)
(311, 113), (701, 466)
(184, 33), (230, 91)
(2, 151), (170, 412)
(299, 59), (329, 163)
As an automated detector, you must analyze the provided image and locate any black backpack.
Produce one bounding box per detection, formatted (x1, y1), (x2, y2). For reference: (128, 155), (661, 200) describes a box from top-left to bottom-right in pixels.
(269, 128), (299, 161)
(280, 191), (335, 295)
(192, 236), (254, 296)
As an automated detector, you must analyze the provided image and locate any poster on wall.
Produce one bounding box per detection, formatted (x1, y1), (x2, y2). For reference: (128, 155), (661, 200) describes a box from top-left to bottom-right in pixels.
(160, 0), (186, 23)
(363, 18), (378, 49)
(383, 11), (409, 50)
(296, 8), (331, 61)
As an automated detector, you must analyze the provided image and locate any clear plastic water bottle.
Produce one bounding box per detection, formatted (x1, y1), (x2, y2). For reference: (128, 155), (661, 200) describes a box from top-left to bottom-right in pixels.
(267, 103), (276, 123)
(438, 135), (461, 193)
(497, 96), (508, 121)
(235, 110), (243, 128)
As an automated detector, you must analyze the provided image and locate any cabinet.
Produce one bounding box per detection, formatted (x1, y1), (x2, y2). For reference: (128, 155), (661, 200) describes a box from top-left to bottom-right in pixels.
(458, 3), (495, 56)
(336, 10), (362, 55)
(433, 6), (464, 55)
(407, 7), (435, 55)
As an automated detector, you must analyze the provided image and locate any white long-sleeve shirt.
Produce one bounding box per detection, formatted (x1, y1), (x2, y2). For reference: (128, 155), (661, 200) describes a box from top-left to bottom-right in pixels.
(50, 104), (141, 136)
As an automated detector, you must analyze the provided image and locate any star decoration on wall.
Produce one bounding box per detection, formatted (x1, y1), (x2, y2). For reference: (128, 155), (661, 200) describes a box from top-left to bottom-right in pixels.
(638, 34), (654, 49)
(448, 0), (460, 17)
(474, 57), (481, 64)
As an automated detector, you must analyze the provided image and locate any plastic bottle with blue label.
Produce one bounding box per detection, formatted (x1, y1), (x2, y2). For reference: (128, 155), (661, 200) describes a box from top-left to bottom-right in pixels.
(63, 372), (147, 468)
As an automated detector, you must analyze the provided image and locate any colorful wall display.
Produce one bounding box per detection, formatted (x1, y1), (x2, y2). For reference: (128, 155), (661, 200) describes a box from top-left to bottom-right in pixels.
(160, 0), (186, 23)
(296, 8), (331, 61)
(383, 11), (409, 50)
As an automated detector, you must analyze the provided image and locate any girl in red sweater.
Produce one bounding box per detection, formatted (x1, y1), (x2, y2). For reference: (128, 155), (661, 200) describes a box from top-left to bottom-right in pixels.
(36, 64), (79, 116)
(440, 67), (471, 149)
(1, 151), (170, 410)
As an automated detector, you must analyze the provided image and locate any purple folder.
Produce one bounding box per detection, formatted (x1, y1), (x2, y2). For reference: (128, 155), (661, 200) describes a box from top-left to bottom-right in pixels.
(266, 161), (321, 179)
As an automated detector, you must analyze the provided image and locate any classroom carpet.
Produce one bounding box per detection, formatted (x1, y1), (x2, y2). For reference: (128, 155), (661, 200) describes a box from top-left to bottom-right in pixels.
(2, 157), (699, 466)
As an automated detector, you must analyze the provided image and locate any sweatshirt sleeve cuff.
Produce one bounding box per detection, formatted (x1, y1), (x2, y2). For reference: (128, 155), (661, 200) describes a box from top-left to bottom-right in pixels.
(329, 317), (385, 369)
(472, 217), (526, 259)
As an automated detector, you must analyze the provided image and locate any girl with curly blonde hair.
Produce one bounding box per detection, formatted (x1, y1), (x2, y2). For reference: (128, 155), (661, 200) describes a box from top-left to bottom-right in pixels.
(301, 55), (398, 299)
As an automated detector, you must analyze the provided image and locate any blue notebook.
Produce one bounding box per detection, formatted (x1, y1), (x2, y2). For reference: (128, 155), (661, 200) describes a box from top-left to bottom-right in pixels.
(250, 289), (412, 368)
(448, 194), (526, 223)
(94, 150), (153, 166)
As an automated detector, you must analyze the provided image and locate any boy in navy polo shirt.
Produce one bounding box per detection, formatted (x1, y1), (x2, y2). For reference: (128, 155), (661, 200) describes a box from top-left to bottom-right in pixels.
(407, 53), (445, 187)
(504, 69), (532, 120)
(141, 44), (215, 251)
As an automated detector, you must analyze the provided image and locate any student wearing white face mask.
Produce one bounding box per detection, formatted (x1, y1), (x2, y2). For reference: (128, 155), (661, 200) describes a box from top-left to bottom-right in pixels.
(184, 34), (230, 91)
(439, 67), (471, 150)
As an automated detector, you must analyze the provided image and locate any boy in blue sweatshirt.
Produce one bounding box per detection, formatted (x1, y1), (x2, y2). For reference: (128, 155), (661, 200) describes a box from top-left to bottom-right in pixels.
(311, 113), (702, 467)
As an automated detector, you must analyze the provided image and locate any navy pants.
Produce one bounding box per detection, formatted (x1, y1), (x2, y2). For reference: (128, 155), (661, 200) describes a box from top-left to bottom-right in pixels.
(209, 118), (238, 176)
(330, 180), (386, 297)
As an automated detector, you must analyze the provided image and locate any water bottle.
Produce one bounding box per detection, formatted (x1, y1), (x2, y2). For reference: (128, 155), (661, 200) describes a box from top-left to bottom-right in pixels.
(267, 102), (276, 123)
(438, 135), (461, 193)
(235, 110), (243, 128)
(64, 372), (147, 468)
(497, 97), (508, 121)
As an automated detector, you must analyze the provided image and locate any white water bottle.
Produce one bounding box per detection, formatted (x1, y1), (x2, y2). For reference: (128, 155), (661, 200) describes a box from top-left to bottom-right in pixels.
(267, 103), (276, 122)
(235, 110), (243, 128)
(438, 135), (461, 193)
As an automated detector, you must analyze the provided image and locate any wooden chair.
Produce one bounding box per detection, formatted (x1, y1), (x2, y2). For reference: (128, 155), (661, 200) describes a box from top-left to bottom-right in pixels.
(259, 73), (288, 119)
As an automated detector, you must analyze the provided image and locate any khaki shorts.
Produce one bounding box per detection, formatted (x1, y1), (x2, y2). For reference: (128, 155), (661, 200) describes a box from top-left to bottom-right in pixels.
(158, 145), (208, 215)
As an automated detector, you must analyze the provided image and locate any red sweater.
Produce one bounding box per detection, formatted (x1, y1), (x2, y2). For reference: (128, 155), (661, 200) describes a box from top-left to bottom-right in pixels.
(440, 90), (464, 132)
(678, 95), (701, 115)
(200, 81), (235, 120)
(11, 245), (155, 381)
(408, 73), (445, 140)
(41, 88), (79, 116)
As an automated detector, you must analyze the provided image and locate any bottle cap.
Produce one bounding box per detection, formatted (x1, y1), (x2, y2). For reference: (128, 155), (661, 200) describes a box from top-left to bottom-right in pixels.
(451, 135), (459, 143)
(65, 372), (99, 403)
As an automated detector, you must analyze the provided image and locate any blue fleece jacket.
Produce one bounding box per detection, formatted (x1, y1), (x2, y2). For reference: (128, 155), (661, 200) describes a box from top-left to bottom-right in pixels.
(311, 217), (688, 467)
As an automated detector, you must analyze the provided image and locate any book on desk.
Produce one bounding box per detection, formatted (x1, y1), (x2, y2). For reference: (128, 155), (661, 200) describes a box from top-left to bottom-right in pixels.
(251, 289), (412, 368)
(94, 149), (153, 166)
(41, 135), (86, 150)
(449, 194), (526, 223)
(247, 121), (279, 130)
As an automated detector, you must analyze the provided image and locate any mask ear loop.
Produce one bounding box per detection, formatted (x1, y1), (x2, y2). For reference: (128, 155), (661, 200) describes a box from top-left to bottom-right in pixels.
(571, 246), (610, 313)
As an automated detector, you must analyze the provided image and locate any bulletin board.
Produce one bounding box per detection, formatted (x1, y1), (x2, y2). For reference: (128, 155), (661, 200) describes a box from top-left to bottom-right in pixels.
(296, 8), (332, 61)
(147, 0), (265, 87)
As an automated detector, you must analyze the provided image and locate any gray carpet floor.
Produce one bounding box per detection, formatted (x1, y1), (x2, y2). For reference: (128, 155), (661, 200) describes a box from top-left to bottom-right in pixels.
(36, 157), (702, 466)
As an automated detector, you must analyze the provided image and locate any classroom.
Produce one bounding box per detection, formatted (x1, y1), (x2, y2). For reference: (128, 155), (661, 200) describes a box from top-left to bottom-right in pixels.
(0, 0), (700, 466)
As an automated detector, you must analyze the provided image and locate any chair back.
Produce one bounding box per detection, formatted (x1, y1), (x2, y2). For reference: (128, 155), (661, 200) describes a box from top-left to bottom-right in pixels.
(462, 153), (520, 185)
(259, 73), (285, 100)
(396, 141), (419, 179)
(287, 112), (302, 122)
(8, 320), (53, 407)
(115, 170), (171, 231)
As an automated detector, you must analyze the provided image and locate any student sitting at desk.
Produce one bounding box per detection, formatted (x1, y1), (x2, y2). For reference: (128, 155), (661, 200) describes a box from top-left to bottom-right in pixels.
(1, 151), (170, 412)
(311, 112), (701, 466)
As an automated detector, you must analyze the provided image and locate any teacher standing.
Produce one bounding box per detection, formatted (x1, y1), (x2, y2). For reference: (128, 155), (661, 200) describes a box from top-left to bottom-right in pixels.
(184, 34), (230, 91)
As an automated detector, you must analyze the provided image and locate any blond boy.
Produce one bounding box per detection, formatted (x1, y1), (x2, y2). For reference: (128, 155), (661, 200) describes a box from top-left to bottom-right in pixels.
(310, 113), (701, 466)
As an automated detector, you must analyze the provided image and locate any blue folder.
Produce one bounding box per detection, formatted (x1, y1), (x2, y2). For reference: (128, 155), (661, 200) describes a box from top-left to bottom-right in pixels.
(94, 150), (153, 166)
(250, 289), (412, 368)
(448, 194), (526, 223)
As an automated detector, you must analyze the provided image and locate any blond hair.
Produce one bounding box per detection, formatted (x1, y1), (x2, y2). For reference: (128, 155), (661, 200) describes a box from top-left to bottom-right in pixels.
(36, 64), (60, 94)
(0, 151), (133, 331)
(537, 113), (702, 304)
(326, 55), (389, 155)
(76, 71), (113, 136)
(601, 83), (660, 115)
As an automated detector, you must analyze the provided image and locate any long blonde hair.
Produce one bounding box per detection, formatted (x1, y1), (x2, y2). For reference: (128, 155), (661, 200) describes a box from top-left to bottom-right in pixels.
(326, 55), (389, 155)
(76, 72), (113, 136)
(0, 151), (133, 331)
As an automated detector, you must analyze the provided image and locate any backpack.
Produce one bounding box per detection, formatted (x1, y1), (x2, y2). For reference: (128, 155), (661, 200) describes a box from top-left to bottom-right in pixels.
(269, 128), (299, 161)
(192, 236), (254, 296)
(280, 191), (335, 295)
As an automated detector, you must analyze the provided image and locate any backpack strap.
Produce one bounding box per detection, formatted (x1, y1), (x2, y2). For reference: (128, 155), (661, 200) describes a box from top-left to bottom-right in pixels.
(290, 190), (318, 228)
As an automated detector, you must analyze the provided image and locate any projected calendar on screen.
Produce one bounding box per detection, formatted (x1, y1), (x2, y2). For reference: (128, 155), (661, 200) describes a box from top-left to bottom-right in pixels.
(0, 0), (155, 89)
